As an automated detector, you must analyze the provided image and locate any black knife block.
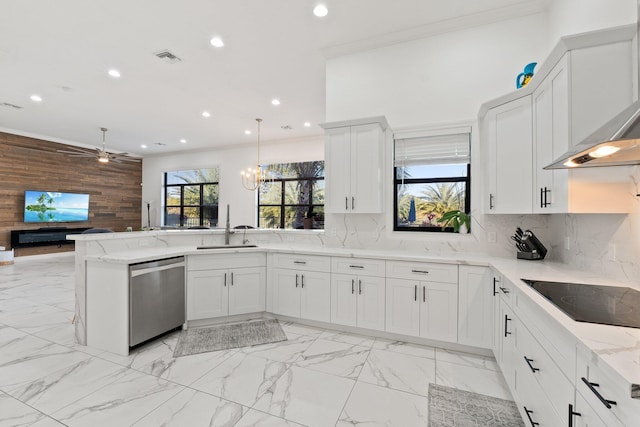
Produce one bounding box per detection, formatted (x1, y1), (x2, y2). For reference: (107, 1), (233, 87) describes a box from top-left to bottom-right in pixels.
(517, 251), (544, 260)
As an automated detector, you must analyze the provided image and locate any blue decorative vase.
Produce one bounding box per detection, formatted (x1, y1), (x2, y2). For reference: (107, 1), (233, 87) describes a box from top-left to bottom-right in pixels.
(516, 62), (537, 89)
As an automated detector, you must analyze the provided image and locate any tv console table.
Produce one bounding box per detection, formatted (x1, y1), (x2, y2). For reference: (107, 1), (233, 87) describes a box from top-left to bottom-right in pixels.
(11, 227), (92, 249)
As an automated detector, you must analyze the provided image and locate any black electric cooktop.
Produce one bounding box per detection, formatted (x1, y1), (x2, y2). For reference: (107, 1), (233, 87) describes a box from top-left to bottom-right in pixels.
(522, 279), (640, 329)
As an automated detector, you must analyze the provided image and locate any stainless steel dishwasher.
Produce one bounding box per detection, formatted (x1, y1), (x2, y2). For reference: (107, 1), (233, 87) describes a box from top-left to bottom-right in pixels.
(129, 256), (185, 347)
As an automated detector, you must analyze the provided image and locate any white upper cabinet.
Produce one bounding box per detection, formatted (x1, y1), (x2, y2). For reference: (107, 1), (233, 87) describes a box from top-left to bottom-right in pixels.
(484, 96), (533, 214)
(481, 26), (637, 214)
(322, 117), (388, 214)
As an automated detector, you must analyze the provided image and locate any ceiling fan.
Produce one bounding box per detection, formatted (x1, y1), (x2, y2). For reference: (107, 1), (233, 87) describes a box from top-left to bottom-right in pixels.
(56, 127), (141, 163)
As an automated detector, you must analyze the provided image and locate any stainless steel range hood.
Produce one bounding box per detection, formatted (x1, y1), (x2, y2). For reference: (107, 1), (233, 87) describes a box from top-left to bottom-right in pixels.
(544, 99), (640, 169)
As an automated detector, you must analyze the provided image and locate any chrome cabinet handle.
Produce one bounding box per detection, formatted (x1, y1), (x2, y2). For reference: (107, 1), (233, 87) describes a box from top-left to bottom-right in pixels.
(295, 274), (299, 288)
(358, 280), (362, 295)
(581, 377), (617, 409)
(411, 269), (429, 274)
(523, 407), (539, 426)
(351, 279), (355, 294)
(414, 285), (417, 301)
(349, 265), (364, 269)
(504, 315), (512, 337)
(293, 260), (307, 265)
(224, 273), (227, 287)
(524, 356), (539, 373)
(568, 403), (581, 427)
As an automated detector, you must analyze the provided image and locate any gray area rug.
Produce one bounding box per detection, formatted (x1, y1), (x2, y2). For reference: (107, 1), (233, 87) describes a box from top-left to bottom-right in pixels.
(429, 384), (524, 427)
(173, 319), (287, 357)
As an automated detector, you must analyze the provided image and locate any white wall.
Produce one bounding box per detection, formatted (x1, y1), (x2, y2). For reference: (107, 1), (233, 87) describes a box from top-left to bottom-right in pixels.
(326, 13), (550, 126)
(546, 0), (636, 50)
(141, 136), (324, 228)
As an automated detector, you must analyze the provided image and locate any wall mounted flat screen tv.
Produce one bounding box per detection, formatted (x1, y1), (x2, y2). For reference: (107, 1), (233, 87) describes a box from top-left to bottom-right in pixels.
(24, 190), (90, 223)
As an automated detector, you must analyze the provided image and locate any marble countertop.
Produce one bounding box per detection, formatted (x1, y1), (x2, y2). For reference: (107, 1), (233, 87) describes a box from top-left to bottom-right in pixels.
(81, 243), (640, 398)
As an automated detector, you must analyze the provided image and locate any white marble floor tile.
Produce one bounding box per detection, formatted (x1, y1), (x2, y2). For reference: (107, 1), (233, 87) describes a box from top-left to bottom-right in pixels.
(0, 391), (46, 427)
(24, 416), (66, 427)
(98, 332), (180, 368)
(52, 370), (184, 426)
(191, 352), (289, 407)
(253, 365), (355, 427)
(294, 338), (370, 379)
(6, 356), (129, 414)
(279, 322), (325, 338)
(0, 341), (92, 389)
(240, 333), (315, 363)
(435, 348), (500, 371)
(132, 388), (246, 427)
(372, 338), (436, 359)
(235, 409), (306, 427)
(337, 381), (429, 427)
(32, 321), (77, 347)
(358, 349), (436, 396)
(1, 309), (74, 334)
(319, 330), (376, 347)
(435, 360), (513, 400)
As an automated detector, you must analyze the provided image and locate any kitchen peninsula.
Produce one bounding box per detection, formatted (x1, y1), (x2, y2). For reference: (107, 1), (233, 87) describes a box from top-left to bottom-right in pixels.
(71, 228), (640, 426)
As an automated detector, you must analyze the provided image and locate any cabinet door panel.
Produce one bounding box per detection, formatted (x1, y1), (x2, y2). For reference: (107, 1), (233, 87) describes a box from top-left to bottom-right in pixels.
(350, 123), (383, 213)
(331, 274), (357, 327)
(419, 282), (458, 343)
(229, 267), (266, 315)
(187, 270), (228, 320)
(458, 266), (492, 349)
(271, 269), (300, 317)
(357, 276), (385, 331)
(300, 271), (331, 322)
(324, 128), (351, 213)
(385, 278), (419, 336)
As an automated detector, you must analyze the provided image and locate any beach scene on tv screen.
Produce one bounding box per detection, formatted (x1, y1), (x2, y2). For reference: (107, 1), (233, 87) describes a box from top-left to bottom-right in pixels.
(24, 191), (89, 222)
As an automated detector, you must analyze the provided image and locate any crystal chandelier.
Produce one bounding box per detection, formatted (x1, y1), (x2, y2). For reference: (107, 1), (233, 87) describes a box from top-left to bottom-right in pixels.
(241, 118), (264, 191)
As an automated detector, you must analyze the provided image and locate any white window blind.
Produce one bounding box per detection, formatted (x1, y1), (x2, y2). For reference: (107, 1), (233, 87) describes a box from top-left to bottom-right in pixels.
(394, 127), (471, 166)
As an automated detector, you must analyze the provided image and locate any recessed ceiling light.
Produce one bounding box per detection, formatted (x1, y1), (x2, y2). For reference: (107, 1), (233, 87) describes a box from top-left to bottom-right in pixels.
(313, 4), (328, 17)
(303, 122), (311, 127)
(180, 139), (187, 144)
(108, 69), (121, 78)
(244, 130), (252, 135)
(30, 94), (42, 102)
(141, 144), (147, 149)
(202, 111), (211, 118)
(210, 37), (224, 48)
(271, 99), (281, 106)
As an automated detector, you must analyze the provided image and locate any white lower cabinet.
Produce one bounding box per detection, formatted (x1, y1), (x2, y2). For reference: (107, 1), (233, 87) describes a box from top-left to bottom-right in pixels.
(186, 253), (266, 321)
(331, 273), (385, 331)
(270, 253), (331, 323)
(458, 266), (493, 349)
(385, 278), (457, 342)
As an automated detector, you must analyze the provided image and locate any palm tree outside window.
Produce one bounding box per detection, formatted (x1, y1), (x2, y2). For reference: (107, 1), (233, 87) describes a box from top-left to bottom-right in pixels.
(164, 168), (219, 227)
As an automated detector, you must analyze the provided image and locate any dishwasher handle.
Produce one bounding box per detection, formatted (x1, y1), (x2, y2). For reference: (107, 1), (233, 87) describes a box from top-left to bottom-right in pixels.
(130, 258), (185, 277)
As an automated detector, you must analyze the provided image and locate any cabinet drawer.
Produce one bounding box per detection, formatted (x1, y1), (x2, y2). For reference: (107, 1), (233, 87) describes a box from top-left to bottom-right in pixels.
(332, 257), (385, 276)
(271, 253), (330, 273)
(188, 253), (266, 271)
(517, 321), (573, 425)
(516, 285), (576, 379)
(386, 260), (457, 283)
(576, 344), (640, 427)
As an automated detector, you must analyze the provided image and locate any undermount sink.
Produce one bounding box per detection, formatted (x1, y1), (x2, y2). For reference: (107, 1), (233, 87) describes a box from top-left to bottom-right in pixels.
(196, 244), (258, 250)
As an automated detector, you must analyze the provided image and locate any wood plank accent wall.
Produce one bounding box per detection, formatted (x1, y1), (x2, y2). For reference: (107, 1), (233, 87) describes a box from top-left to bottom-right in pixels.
(0, 131), (142, 257)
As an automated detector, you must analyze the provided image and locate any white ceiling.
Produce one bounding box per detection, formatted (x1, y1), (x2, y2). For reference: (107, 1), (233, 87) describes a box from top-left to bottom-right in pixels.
(0, 0), (544, 156)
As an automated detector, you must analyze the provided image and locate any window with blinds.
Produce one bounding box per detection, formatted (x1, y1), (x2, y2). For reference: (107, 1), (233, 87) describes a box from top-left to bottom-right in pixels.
(394, 126), (471, 232)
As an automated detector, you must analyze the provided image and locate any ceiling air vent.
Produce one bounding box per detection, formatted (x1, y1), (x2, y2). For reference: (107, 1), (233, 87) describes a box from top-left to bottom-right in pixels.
(0, 102), (23, 109)
(154, 50), (182, 64)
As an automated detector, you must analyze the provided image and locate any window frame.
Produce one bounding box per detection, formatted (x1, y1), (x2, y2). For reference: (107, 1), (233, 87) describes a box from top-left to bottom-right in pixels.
(164, 175), (219, 228)
(393, 164), (471, 233)
(257, 162), (325, 230)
